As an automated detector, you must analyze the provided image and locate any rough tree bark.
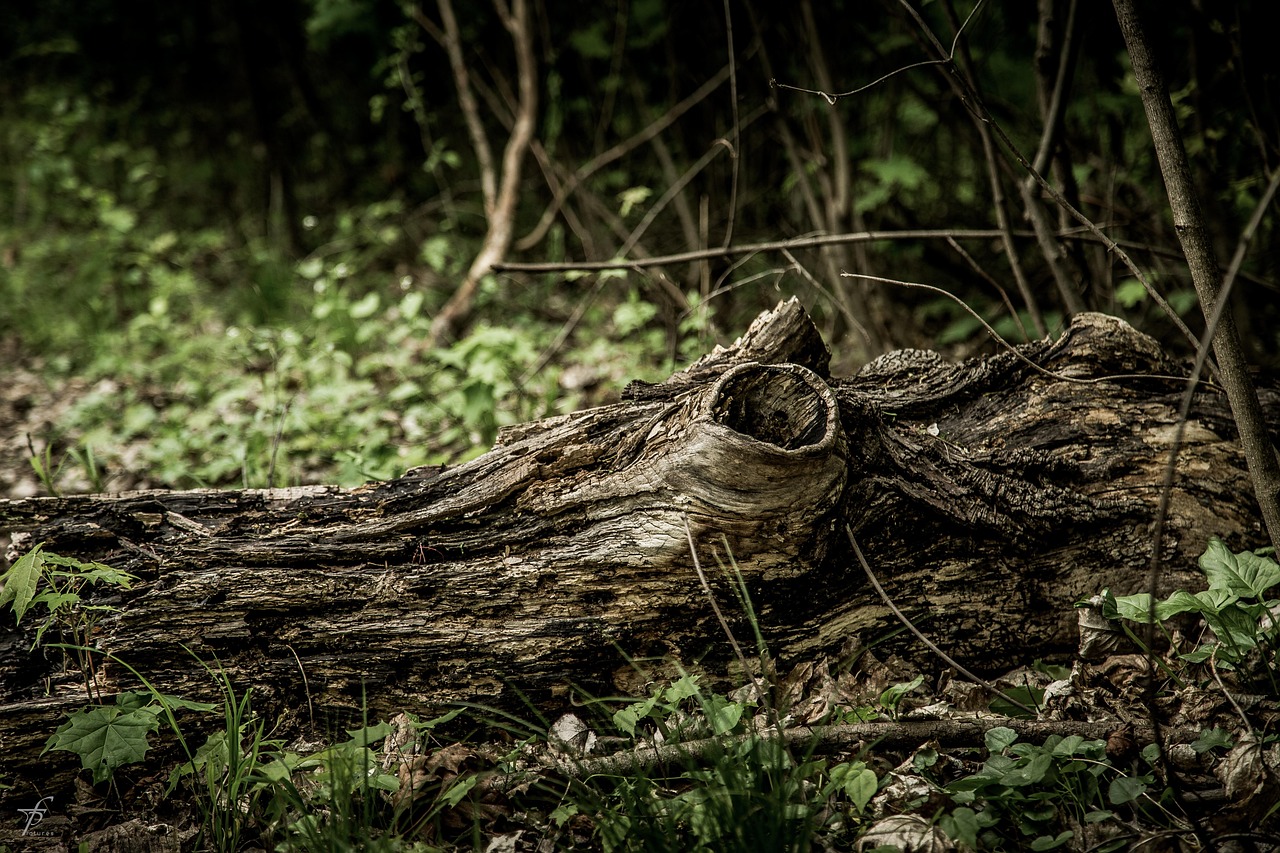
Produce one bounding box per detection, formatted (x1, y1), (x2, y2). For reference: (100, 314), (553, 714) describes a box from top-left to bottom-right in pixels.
(1, 299), (1274, 791)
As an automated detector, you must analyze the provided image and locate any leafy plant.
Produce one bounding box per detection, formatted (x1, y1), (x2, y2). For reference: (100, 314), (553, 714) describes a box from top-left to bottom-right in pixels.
(0, 544), (137, 693)
(43, 690), (215, 785)
(1098, 538), (1280, 688)
(940, 727), (1170, 851)
(542, 671), (879, 852)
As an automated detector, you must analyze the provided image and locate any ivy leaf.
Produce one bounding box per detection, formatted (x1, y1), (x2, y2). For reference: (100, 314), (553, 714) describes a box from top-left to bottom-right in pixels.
(44, 705), (161, 783)
(0, 544), (46, 623)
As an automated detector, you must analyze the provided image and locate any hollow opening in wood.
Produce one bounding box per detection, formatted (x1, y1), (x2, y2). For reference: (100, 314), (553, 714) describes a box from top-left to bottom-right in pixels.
(710, 365), (831, 451)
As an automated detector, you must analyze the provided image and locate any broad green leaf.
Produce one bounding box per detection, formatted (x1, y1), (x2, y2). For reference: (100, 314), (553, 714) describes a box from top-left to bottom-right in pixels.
(940, 807), (980, 848)
(1051, 735), (1088, 757)
(703, 694), (744, 736)
(880, 674), (924, 711)
(1200, 538), (1280, 598)
(0, 544), (46, 623)
(1194, 587), (1239, 613)
(32, 590), (80, 615)
(348, 291), (380, 319)
(841, 766), (879, 812)
(664, 674), (701, 704)
(1108, 775), (1148, 804)
(1192, 727), (1233, 753)
(343, 720), (393, 747)
(1200, 606), (1259, 662)
(1115, 278), (1147, 308)
(985, 726), (1018, 754)
(1000, 752), (1053, 786)
(550, 803), (579, 826)
(1154, 589), (1204, 620)
(613, 693), (658, 737)
(1111, 592), (1157, 623)
(44, 706), (160, 784)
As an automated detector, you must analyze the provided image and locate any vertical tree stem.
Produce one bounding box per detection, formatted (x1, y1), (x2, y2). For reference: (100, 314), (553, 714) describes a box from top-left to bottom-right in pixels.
(1112, 0), (1280, 550)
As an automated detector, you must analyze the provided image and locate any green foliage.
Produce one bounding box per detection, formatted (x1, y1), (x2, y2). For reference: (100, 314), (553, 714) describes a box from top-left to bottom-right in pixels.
(877, 674), (924, 720)
(940, 727), (1164, 851)
(43, 690), (213, 785)
(557, 673), (880, 852)
(44, 700), (162, 785)
(1099, 538), (1280, 683)
(0, 545), (137, 692)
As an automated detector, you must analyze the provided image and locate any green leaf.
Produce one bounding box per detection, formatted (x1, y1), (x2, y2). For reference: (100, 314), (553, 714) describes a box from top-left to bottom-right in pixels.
(841, 766), (879, 812)
(44, 706), (161, 784)
(613, 694), (658, 738)
(1107, 775), (1147, 804)
(441, 774), (477, 807)
(1031, 831), (1074, 850)
(1115, 278), (1147, 308)
(940, 807), (980, 848)
(1001, 752), (1053, 786)
(32, 590), (80, 615)
(985, 726), (1018, 754)
(348, 291), (380, 319)
(617, 186), (652, 218)
(1154, 589), (1205, 620)
(1192, 727), (1233, 753)
(664, 674), (701, 704)
(415, 707), (465, 731)
(1051, 735), (1088, 757)
(343, 721), (393, 747)
(1199, 538), (1280, 599)
(550, 803), (579, 826)
(568, 21), (611, 59)
(879, 674), (924, 712)
(1111, 592), (1157, 623)
(0, 544), (46, 623)
(703, 694), (743, 736)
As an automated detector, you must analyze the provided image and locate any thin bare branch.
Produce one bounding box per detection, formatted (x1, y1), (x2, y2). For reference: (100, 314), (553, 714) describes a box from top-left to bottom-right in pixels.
(496, 228), (1010, 273)
(515, 65), (733, 252)
(846, 526), (1037, 715)
(770, 0), (985, 104)
(429, 0), (538, 345)
(425, 1), (497, 214)
(842, 271), (1216, 389)
(720, 0), (740, 248)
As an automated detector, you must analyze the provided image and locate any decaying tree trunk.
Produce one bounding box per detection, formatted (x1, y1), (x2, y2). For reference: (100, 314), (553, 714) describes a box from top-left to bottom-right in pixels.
(1, 298), (1274, 786)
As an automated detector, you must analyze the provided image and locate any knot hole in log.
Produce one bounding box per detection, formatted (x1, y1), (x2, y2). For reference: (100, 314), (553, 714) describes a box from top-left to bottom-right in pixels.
(710, 364), (832, 451)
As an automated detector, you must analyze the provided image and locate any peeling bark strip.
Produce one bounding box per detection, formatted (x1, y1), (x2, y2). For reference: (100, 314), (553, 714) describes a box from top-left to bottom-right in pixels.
(1, 299), (1275, 785)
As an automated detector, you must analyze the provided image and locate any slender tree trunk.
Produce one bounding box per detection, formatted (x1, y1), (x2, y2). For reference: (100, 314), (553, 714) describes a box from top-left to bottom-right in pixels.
(1112, 0), (1280, 550)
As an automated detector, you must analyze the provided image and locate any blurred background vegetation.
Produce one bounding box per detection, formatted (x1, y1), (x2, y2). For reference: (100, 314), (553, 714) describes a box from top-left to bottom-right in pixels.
(1, 0), (1276, 494)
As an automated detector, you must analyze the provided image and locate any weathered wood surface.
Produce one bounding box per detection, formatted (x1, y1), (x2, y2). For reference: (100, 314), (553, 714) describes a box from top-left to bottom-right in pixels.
(0, 298), (1274, 788)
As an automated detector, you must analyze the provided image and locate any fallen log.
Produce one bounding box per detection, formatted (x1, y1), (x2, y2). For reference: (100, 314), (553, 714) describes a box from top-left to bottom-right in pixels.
(0, 298), (1274, 790)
